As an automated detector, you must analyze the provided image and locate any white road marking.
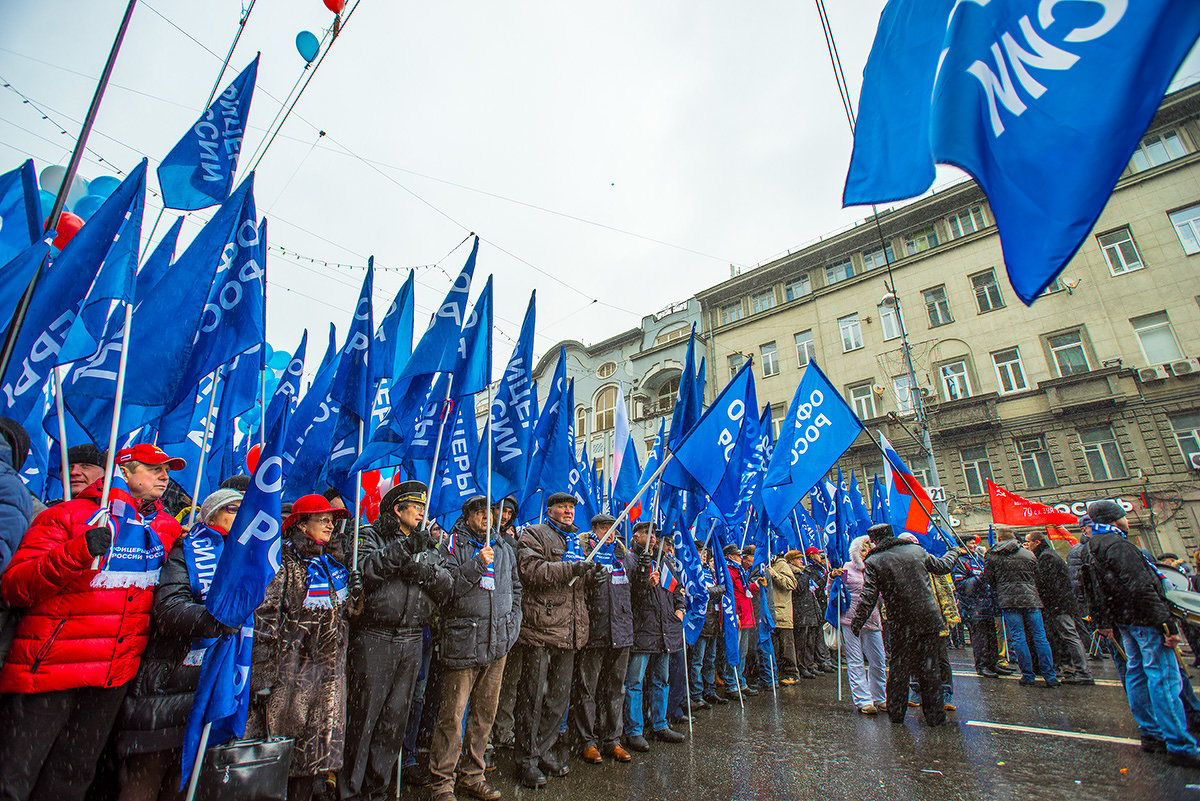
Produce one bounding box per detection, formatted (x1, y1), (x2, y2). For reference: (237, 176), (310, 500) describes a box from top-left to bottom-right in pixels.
(950, 670), (1121, 687)
(964, 720), (1140, 746)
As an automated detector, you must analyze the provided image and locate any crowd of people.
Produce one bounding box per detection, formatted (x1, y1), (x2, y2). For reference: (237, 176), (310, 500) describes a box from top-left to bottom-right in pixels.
(0, 426), (1194, 801)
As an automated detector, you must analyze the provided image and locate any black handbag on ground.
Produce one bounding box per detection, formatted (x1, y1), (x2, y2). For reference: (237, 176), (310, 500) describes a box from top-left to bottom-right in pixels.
(193, 735), (294, 801)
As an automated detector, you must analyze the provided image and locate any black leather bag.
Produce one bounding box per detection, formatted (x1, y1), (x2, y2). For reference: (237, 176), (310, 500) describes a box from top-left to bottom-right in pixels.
(194, 736), (294, 801)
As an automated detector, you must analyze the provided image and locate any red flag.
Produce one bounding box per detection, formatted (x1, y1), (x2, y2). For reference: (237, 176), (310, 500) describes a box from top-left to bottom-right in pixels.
(1046, 525), (1078, 545)
(987, 480), (1077, 526)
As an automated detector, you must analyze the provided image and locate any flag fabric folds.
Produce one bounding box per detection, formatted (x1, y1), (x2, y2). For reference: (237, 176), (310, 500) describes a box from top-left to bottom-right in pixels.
(879, 432), (945, 555)
(478, 291), (535, 501)
(0, 159), (41, 266)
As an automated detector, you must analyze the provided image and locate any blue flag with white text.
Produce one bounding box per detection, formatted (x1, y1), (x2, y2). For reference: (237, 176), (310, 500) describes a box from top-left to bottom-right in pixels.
(478, 291), (535, 500)
(0, 159), (40, 267)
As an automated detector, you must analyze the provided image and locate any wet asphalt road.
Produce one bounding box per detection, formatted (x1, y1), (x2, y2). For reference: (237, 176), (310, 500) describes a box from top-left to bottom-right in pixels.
(431, 649), (1199, 801)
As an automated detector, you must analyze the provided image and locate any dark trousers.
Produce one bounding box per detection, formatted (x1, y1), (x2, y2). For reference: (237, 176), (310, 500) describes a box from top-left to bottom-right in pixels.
(514, 645), (574, 771)
(773, 628), (798, 678)
(341, 628), (423, 801)
(966, 617), (998, 671)
(666, 650), (687, 720)
(794, 625), (817, 671)
(886, 630), (945, 726)
(0, 682), (129, 801)
(570, 646), (630, 750)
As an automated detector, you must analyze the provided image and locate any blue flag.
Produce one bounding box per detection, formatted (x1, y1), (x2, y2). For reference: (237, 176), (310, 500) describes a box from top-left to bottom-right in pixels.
(450, 275), (492, 399)
(204, 346), (264, 494)
(809, 482), (835, 552)
(399, 238), (477, 382)
(666, 326), (697, 451)
(664, 360), (757, 502)
(844, 1), (1200, 303)
(325, 263), (376, 500)
(0, 159), (41, 267)
(523, 374), (573, 507)
(134, 216), (183, 301)
(157, 371), (222, 500)
(870, 473), (889, 525)
(829, 469), (852, 569)
(669, 507), (715, 647)
(567, 445), (599, 531)
(283, 325), (342, 497)
(429, 397), (481, 525)
(478, 291), (535, 500)
(0, 241), (51, 340)
(824, 575), (851, 630)
(264, 331), (306, 437)
(848, 470), (872, 540)
(793, 503), (822, 551)
(521, 351), (568, 509)
(712, 525), (743, 670)
(372, 270), (415, 390)
(158, 55), (259, 211)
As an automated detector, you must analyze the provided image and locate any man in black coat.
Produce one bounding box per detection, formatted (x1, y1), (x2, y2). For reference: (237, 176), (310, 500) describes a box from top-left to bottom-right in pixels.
(982, 530), (1058, 687)
(850, 523), (961, 726)
(570, 513), (636, 765)
(1026, 531), (1093, 685)
(342, 481), (454, 801)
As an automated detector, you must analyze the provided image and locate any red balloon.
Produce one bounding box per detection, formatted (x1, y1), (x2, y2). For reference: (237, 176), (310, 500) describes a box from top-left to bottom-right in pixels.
(246, 442), (263, 474)
(48, 211), (84, 249)
(361, 469), (380, 493)
(323, 0), (346, 13)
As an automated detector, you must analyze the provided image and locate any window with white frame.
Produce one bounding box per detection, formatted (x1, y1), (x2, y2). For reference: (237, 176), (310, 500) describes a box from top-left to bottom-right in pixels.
(825, 260), (854, 285)
(893, 375), (915, 414)
(785, 275), (811, 301)
(940, 360), (972, 401)
(971, 269), (1004, 313)
(597, 361), (617, 379)
(839, 313), (863, 352)
(794, 330), (815, 368)
(575, 406), (587, 440)
(1129, 130), (1187, 173)
(960, 445), (993, 496)
(879, 300), (904, 340)
(656, 377), (680, 413)
(751, 289), (776, 315)
(760, 342), (780, 377)
(1079, 426), (1127, 481)
(912, 467), (932, 488)
(904, 226), (939, 256)
(924, 285), (953, 327)
(721, 302), (744, 325)
(1170, 205), (1200, 255)
(946, 205), (987, 239)
(1017, 435), (1057, 489)
(862, 246), (894, 272)
(595, 386), (617, 431)
(728, 353), (745, 379)
(1131, 311), (1183, 364)
(1047, 329), (1090, 377)
(848, 382), (876, 420)
(992, 347), (1028, 394)
(654, 325), (689, 346)
(1171, 412), (1200, 467)
(1097, 227), (1144, 275)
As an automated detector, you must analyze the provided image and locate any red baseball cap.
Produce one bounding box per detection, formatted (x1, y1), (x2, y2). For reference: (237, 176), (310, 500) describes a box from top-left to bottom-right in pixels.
(116, 443), (186, 471)
(804, 547), (822, 556)
(282, 493), (352, 532)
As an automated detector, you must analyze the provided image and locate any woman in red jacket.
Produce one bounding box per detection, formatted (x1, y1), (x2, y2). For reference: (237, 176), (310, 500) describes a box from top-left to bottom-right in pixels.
(0, 444), (184, 801)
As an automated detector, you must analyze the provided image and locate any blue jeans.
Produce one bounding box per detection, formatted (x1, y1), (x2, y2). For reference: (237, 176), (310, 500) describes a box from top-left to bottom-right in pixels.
(624, 652), (669, 736)
(1121, 625), (1198, 755)
(1001, 609), (1056, 682)
(689, 636), (714, 701)
(720, 628), (753, 690)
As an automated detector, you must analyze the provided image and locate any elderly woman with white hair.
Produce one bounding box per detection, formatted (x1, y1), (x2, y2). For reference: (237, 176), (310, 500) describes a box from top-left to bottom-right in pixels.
(828, 535), (887, 714)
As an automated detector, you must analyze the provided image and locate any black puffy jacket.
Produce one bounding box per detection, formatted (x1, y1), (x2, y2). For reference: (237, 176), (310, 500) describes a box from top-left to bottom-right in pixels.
(115, 532), (226, 756)
(1083, 527), (1178, 635)
(982, 540), (1042, 610)
(356, 517), (452, 632)
(582, 535), (635, 650)
(792, 564), (822, 627)
(1033, 545), (1077, 616)
(437, 519), (522, 670)
(850, 537), (957, 635)
(630, 544), (685, 654)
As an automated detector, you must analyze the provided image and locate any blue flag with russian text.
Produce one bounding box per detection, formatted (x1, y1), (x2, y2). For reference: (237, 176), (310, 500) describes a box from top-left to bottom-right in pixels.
(478, 291), (535, 500)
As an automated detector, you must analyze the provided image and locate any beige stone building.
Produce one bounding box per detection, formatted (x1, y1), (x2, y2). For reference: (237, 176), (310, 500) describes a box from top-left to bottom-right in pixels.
(694, 84), (1200, 557)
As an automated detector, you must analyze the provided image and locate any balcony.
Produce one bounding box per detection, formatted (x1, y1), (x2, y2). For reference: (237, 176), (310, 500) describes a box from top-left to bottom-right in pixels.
(1038, 367), (1130, 415)
(930, 393), (1000, 438)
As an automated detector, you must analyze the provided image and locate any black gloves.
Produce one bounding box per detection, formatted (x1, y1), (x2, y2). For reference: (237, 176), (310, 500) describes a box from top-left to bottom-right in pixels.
(348, 570), (362, 597)
(401, 557), (439, 586)
(84, 526), (111, 558)
(707, 584), (726, 598)
(200, 611), (239, 638)
(571, 560), (593, 578)
(407, 527), (433, 555)
(590, 562), (610, 584)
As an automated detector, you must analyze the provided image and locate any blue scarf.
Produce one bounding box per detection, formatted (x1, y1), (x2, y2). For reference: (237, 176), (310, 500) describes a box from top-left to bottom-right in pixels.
(551, 521), (584, 562)
(181, 525), (225, 665)
(293, 547), (349, 609)
(590, 538), (628, 585)
(448, 529), (495, 591)
(729, 558), (752, 598)
(89, 474), (165, 589)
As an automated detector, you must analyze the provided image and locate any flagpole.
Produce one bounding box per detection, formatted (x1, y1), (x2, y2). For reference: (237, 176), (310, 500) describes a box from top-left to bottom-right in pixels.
(205, 0), (258, 108)
(765, 543), (778, 699)
(423, 375), (454, 529)
(52, 367), (72, 501)
(183, 720), (212, 801)
(683, 636), (693, 736)
(837, 595), (843, 702)
(187, 371), (222, 530)
(259, 362), (267, 451)
(351, 418), (364, 567)
(486, 381), (493, 547)
(731, 662), (745, 710)
(739, 505), (753, 550)
(98, 302), (134, 509)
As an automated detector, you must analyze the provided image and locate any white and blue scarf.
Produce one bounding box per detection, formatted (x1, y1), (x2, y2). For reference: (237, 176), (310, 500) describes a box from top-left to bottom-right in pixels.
(590, 538), (628, 585)
(89, 474), (165, 589)
(552, 521), (585, 563)
(448, 530), (495, 591)
(296, 549), (349, 609)
(181, 525), (225, 665)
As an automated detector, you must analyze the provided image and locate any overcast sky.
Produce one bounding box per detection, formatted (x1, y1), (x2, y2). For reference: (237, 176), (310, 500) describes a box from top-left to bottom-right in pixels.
(2, 1), (1198, 376)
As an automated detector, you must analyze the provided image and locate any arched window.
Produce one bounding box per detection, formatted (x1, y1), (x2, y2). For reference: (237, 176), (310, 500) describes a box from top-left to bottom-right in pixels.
(595, 386), (617, 431)
(575, 406), (587, 439)
(656, 377), (680, 411)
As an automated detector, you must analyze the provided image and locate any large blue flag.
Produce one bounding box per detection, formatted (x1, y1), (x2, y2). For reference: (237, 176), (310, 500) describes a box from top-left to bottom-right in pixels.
(665, 360), (757, 503)
(809, 482), (835, 552)
(668, 504), (715, 646)
(848, 470), (872, 540)
(712, 524), (743, 670)
(520, 351), (568, 510)
(371, 269), (415, 391)
(283, 325), (341, 495)
(450, 275), (492, 399)
(204, 346), (263, 494)
(0, 159), (41, 267)
(0, 241), (52, 340)
(666, 326), (697, 452)
(567, 445), (599, 532)
(264, 331), (306, 437)
(429, 398), (481, 525)
(844, 1), (1200, 303)
(399, 238), (477, 383)
(158, 55), (259, 211)
(829, 469), (852, 569)
(523, 374), (573, 509)
(478, 291), (535, 500)
(157, 371), (222, 499)
(325, 263), (376, 500)
(870, 473), (889, 525)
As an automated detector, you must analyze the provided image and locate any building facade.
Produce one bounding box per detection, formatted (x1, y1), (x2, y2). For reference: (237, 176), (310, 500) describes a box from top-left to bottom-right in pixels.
(694, 83), (1200, 556)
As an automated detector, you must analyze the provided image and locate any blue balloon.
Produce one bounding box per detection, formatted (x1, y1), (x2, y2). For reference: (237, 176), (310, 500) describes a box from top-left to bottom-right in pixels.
(295, 31), (320, 63)
(262, 342), (275, 364)
(237, 417), (253, 433)
(86, 175), (121, 199)
(268, 351), (292, 371)
(38, 190), (56, 220)
(72, 194), (105, 221)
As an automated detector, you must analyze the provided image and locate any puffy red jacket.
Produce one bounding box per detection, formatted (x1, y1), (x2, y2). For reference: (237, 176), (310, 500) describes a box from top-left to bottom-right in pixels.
(726, 560), (758, 630)
(0, 482), (182, 693)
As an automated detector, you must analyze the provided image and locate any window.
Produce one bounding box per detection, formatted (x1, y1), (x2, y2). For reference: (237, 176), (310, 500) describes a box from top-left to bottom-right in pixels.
(893, 375), (915, 414)
(1131, 311), (1183, 364)
(825, 260), (854, 285)
(1041, 278), (1065, 295)
(940, 360), (972, 401)
(992, 347), (1028, 394)
(924, 285), (953, 327)
(879, 300), (904, 340)
(960, 446), (993, 496)
(946, 205), (987, 239)
(760, 342), (780, 377)
(597, 361), (617, 379)
(861, 246), (894, 272)
(654, 325), (689, 346)
(849, 382), (876, 420)
(1171, 412), (1200, 467)
(785, 275), (811, 301)
(1017, 435), (1056, 489)
(656, 377), (680, 413)
(1098, 228), (1143, 275)
(1079, 426), (1127, 481)
(1047, 329), (1090, 377)
(575, 406), (587, 439)
(1129, 130), (1186, 173)
(839, 313), (863, 352)
(904, 226), (939, 256)
(721, 302), (744, 325)
(794, 330), (816, 368)
(728, 353), (745, 379)
(912, 467), (932, 488)
(594, 386), (617, 431)
(971, 269), (1005, 313)
(751, 290), (776, 315)
(1170, 205), (1200, 255)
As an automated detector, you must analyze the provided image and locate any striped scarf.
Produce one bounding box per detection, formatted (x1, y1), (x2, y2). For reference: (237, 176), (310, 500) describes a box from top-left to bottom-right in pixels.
(89, 475), (165, 589)
(449, 529), (495, 591)
(552, 521), (585, 562)
(590, 538), (628, 585)
(298, 550), (349, 609)
(181, 525), (224, 665)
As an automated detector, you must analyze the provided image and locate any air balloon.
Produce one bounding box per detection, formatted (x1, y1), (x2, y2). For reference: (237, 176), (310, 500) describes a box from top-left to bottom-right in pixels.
(295, 31), (320, 63)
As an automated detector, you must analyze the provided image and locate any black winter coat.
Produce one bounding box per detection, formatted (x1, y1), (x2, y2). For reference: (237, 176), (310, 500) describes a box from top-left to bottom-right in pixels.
(792, 564), (822, 626)
(630, 544), (685, 654)
(850, 538), (957, 635)
(1066, 540), (1089, 614)
(1033, 545), (1077, 616)
(701, 564), (723, 638)
(116, 532), (226, 756)
(356, 519), (453, 632)
(582, 535), (635, 649)
(982, 540), (1042, 609)
(437, 519), (523, 670)
(1083, 527), (1178, 634)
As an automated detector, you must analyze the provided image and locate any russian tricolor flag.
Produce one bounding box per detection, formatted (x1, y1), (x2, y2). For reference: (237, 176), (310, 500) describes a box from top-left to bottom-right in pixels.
(879, 432), (941, 553)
